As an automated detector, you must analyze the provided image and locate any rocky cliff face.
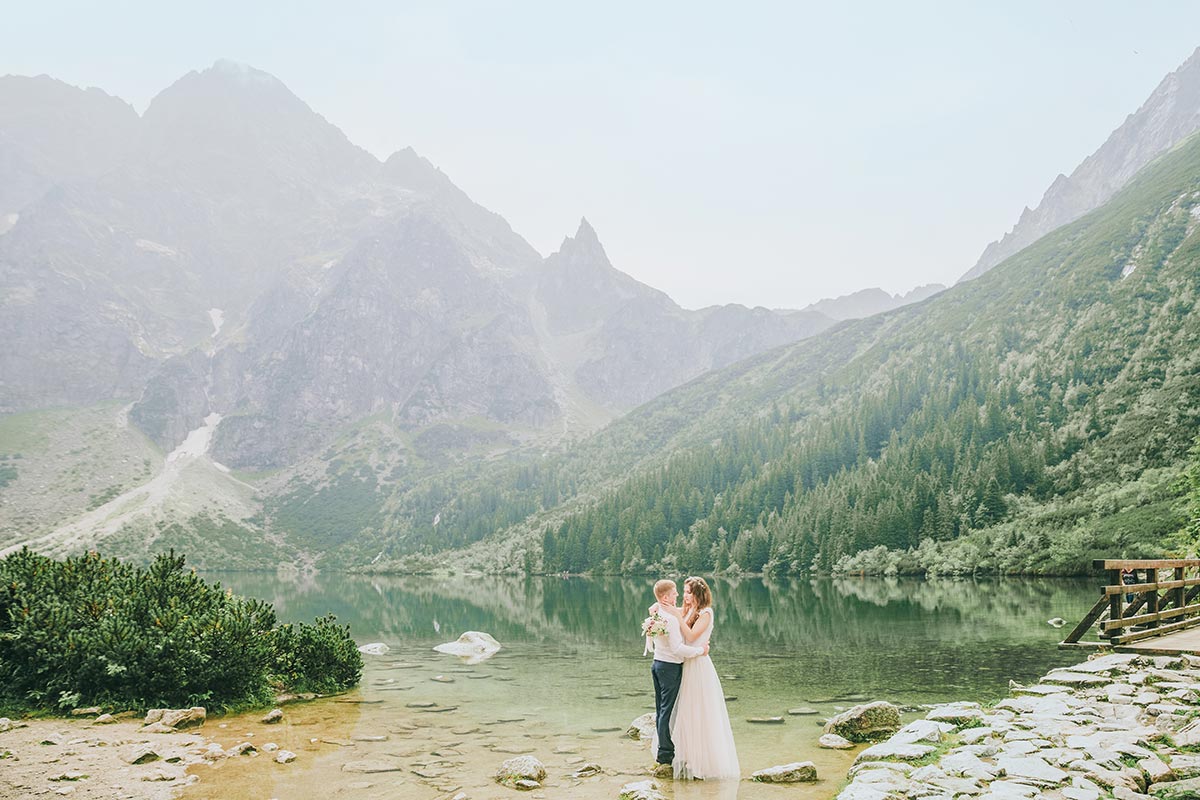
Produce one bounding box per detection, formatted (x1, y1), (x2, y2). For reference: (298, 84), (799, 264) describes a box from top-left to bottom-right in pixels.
(526, 220), (835, 411)
(0, 61), (921, 473)
(961, 46), (1200, 282)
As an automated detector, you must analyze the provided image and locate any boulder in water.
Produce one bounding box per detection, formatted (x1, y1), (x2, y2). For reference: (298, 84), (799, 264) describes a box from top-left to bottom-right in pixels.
(823, 701), (901, 742)
(433, 631), (502, 664)
(358, 642), (390, 656)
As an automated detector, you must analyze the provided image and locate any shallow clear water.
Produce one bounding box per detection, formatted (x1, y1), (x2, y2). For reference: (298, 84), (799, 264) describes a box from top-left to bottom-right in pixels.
(182, 574), (1097, 799)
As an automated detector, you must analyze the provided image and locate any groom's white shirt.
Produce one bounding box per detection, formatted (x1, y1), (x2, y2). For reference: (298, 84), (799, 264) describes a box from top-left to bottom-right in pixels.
(649, 612), (704, 663)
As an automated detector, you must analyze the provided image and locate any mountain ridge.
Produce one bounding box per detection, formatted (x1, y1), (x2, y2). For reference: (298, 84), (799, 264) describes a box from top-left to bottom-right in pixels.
(0, 60), (980, 560)
(962, 45), (1200, 282)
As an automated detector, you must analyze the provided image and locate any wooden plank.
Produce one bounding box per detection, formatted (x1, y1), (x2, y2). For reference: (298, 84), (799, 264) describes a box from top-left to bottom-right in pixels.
(1094, 559), (1200, 570)
(1062, 596), (1110, 644)
(1103, 577), (1200, 595)
(1101, 601), (1200, 631)
(1111, 615), (1200, 645)
(1175, 568), (1186, 615)
(1109, 568), (1123, 631)
(1147, 569), (1161, 629)
(1058, 641), (1108, 650)
(1115, 643), (1200, 657)
(1115, 624), (1200, 655)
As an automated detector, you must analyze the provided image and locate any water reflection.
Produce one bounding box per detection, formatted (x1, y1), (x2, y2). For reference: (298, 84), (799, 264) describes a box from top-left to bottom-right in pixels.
(212, 573), (1096, 704)
(193, 573), (1097, 800)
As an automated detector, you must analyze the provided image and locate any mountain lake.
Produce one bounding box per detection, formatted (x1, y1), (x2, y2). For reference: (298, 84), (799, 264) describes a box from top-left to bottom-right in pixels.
(181, 574), (1099, 799)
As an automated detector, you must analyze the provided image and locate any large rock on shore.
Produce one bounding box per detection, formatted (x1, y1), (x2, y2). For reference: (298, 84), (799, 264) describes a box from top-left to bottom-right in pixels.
(1152, 776), (1200, 799)
(619, 780), (666, 800)
(143, 707), (205, 730)
(752, 762), (818, 782)
(627, 713), (655, 740)
(495, 755), (546, 789)
(433, 631), (502, 664)
(823, 701), (901, 743)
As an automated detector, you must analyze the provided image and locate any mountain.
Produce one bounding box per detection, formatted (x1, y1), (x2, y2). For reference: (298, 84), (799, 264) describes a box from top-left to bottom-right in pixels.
(0, 75), (138, 219)
(962, 46), (1200, 282)
(0, 62), (871, 558)
(800, 284), (946, 321)
(368, 127), (1200, 577)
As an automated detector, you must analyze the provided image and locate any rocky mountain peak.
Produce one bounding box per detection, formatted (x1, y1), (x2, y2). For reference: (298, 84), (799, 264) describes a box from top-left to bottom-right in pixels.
(961, 45), (1200, 283)
(0, 75), (139, 215)
(552, 216), (610, 268)
(141, 60), (377, 188)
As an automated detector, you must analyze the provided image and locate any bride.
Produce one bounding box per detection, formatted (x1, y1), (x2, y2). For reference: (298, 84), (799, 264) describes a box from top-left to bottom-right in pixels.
(657, 576), (740, 780)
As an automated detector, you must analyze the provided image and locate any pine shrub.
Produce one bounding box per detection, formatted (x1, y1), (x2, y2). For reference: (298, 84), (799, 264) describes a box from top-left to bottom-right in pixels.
(0, 549), (362, 712)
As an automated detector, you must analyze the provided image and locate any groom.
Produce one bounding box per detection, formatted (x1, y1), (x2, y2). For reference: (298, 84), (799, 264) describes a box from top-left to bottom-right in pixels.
(647, 578), (708, 771)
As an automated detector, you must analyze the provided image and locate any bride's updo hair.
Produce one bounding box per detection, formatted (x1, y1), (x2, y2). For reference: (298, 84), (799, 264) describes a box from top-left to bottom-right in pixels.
(685, 576), (712, 611)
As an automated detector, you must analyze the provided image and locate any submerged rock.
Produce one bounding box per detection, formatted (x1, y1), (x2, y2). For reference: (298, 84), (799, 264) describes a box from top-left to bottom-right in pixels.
(819, 733), (855, 749)
(434, 631), (503, 664)
(358, 642), (390, 656)
(342, 760), (405, 774)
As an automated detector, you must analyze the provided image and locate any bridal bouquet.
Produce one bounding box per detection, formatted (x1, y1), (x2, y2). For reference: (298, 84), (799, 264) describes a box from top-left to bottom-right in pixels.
(641, 612), (668, 637)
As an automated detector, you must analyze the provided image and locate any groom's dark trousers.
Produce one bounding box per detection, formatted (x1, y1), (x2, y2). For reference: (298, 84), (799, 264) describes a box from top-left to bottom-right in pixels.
(652, 659), (683, 764)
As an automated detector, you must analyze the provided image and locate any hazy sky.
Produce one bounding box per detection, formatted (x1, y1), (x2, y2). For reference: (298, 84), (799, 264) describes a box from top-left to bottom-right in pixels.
(4, 3), (1200, 309)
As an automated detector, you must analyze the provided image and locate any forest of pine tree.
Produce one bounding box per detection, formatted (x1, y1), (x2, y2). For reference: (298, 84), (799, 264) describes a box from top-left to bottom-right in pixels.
(348, 130), (1200, 578)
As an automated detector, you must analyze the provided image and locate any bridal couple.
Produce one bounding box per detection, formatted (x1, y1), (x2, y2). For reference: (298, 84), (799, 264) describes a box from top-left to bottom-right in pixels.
(643, 576), (739, 780)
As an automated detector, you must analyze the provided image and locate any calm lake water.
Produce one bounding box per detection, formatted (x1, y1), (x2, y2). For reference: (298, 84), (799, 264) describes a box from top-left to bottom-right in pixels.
(185, 574), (1099, 800)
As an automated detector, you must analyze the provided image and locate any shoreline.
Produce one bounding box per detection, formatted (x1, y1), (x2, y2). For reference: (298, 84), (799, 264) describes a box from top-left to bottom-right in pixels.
(835, 650), (1200, 800)
(5, 649), (1171, 799)
(0, 715), (212, 799)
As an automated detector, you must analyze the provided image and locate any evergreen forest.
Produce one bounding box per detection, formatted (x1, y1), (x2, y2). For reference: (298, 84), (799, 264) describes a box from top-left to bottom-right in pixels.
(350, 132), (1200, 578)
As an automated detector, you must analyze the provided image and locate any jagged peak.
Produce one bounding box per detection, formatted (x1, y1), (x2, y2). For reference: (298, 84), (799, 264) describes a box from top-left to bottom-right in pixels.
(204, 59), (289, 92)
(576, 216), (597, 241)
(146, 60), (307, 117)
(554, 216), (604, 256)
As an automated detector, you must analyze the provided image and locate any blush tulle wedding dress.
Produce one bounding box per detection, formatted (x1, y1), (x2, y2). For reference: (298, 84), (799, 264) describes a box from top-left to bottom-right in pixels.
(669, 607), (740, 780)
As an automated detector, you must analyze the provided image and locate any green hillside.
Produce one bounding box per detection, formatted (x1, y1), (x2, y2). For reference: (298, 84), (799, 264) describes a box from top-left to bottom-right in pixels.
(358, 131), (1200, 577)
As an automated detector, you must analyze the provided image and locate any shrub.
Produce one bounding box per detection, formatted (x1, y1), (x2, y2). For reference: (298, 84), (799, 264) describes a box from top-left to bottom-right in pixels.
(0, 549), (362, 712)
(269, 614), (363, 694)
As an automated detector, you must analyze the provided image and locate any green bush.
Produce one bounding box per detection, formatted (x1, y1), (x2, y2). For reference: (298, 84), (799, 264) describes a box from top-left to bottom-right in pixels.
(269, 614), (363, 694)
(0, 549), (362, 712)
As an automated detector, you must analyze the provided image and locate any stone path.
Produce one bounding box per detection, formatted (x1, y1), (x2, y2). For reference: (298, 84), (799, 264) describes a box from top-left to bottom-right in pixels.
(836, 652), (1200, 800)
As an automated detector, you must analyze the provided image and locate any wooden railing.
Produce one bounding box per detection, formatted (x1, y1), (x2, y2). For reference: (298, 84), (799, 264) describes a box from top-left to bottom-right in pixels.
(1061, 559), (1200, 648)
